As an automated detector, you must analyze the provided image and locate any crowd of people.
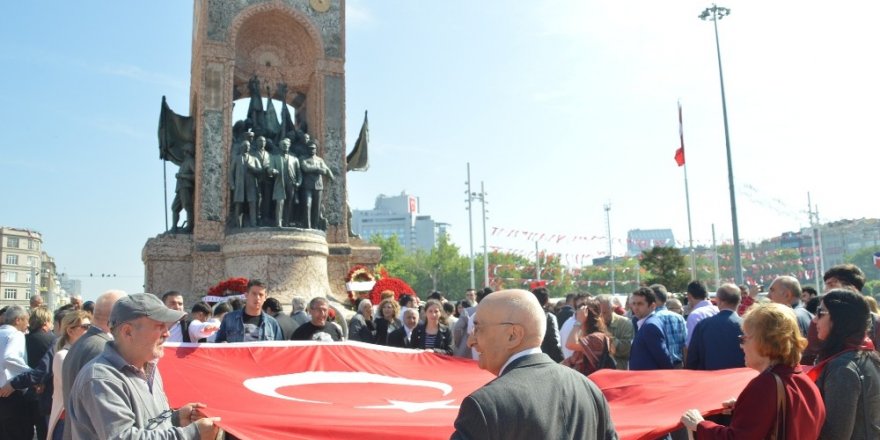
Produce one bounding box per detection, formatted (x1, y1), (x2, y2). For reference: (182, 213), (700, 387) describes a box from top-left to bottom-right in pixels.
(1, 262), (878, 439)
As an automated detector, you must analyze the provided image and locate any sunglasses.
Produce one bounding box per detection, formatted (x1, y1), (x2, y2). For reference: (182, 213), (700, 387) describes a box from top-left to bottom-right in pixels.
(79, 324), (92, 330)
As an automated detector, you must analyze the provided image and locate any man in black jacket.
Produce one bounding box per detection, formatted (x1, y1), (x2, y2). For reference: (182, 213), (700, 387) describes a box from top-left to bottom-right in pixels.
(531, 287), (564, 362)
(451, 289), (617, 440)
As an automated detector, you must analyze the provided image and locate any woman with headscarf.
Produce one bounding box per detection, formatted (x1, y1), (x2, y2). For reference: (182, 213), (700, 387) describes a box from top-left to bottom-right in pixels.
(810, 289), (880, 440)
(680, 302), (825, 439)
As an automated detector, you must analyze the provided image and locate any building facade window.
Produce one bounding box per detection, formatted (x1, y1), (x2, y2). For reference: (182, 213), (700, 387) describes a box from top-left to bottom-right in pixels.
(3, 272), (17, 282)
(7, 237), (19, 248)
(25, 273), (32, 283)
(28, 239), (36, 250)
(5, 254), (18, 265)
(27, 256), (37, 267)
(4, 288), (15, 300)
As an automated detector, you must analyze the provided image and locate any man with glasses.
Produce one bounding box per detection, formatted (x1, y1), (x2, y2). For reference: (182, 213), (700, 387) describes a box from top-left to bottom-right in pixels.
(67, 293), (220, 439)
(451, 289), (617, 440)
(291, 297), (343, 341)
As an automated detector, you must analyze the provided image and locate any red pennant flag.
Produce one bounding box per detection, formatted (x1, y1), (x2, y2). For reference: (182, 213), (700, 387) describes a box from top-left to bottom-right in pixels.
(158, 343), (759, 440)
(675, 101), (685, 166)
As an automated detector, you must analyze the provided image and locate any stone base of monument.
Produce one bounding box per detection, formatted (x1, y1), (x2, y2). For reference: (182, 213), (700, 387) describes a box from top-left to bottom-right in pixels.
(143, 229), (379, 307)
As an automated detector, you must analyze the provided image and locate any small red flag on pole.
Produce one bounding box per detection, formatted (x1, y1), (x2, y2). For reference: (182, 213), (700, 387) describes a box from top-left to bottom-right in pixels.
(674, 101), (685, 166)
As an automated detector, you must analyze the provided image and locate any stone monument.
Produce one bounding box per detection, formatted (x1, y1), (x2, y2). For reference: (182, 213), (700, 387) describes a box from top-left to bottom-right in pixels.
(144, 0), (380, 306)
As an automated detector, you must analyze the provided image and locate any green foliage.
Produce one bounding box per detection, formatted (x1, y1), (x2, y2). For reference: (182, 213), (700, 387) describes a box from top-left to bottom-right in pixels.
(864, 280), (880, 295)
(640, 247), (690, 292)
(368, 233), (471, 301)
(845, 246), (880, 285)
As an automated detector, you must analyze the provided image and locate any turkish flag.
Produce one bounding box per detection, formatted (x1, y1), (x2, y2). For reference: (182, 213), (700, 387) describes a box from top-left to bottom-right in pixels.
(159, 342), (495, 439)
(159, 342), (758, 440)
(675, 101), (686, 166)
(589, 367), (758, 440)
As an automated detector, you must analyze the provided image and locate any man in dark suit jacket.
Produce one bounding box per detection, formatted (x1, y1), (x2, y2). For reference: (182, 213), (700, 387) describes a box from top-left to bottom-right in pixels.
(451, 289), (617, 440)
(531, 287), (564, 362)
(628, 287), (673, 371)
(686, 283), (745, 370)
(61, 290), (125, 440)
(388, 308), (419, 349)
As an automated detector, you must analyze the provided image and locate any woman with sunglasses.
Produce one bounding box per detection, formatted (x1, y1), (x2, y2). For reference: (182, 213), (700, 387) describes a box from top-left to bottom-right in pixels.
(810, 289), (880, 439)
(47, 310), (92, 440)
(680, 302), (825, 439)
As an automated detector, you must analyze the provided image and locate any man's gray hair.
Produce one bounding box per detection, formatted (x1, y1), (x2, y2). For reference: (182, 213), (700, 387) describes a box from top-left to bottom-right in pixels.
(3, 305), (28, 323)
(595, 294), (614, 307)
(291, 297), (306, 312)
(309, 296), (328, 309)
(358, 299), (373, 313)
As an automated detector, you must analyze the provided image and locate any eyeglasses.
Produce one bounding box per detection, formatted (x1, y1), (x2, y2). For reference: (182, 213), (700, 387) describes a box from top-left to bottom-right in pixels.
(79, 324), (92, 330)
(816, 307), (828, 318)
(472, 322), (516, 335)
(145, 409), (173, 430)
(738, 334), (752, 345)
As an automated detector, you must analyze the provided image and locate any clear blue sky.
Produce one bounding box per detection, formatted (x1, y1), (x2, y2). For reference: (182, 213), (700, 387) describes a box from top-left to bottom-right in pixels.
(3, 1), (878, 300)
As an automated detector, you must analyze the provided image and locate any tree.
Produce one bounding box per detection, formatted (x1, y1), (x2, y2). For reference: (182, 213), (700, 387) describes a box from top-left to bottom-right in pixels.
(640, 247), (690, 292)
(845, 246), (880, 287)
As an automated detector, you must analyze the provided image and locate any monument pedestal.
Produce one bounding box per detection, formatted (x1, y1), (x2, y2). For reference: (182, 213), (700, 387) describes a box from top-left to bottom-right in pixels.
(144, 229), (378, 306)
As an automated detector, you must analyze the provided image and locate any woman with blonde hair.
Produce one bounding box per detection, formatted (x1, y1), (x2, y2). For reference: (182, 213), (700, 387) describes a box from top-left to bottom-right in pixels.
(47, 310), (91, 440)
(681, 302), (825, 439)
(374, 299), (401, 346)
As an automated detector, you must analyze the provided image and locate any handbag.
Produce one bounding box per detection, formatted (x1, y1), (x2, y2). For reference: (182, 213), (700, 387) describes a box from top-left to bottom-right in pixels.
(562, 333), (615, 375)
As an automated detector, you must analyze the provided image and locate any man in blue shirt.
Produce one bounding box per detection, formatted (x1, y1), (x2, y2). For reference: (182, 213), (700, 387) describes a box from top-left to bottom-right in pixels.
(215, 279), (284, 342)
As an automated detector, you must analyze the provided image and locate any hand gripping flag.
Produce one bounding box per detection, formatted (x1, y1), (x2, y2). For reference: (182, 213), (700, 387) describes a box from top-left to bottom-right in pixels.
(158, 342), (758, 440)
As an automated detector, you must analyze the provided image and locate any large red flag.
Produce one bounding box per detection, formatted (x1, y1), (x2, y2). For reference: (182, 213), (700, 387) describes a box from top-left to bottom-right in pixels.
(675, 101), (685, 166)
(158, 342), (757, 440)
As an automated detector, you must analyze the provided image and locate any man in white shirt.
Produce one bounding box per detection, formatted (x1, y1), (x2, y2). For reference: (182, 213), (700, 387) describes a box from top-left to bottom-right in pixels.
(0, 306), (32, 440)
(162, 291), (187, 343)
(685, 281), (718, 347)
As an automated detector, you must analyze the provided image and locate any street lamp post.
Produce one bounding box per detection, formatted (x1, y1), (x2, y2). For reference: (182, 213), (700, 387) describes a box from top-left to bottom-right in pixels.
(700, 4), (743, 285)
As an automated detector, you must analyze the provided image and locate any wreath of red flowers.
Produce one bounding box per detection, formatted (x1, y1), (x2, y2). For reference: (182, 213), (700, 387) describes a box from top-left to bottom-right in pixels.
(207, 277), (249, 296)
(368, 267), (415, 306)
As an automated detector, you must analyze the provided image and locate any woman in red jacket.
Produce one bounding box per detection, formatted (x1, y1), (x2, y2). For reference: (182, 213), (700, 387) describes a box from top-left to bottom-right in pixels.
(680, 302), (826, 439)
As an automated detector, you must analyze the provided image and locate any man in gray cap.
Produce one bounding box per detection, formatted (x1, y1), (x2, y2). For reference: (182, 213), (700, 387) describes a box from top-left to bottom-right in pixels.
(66, 293), (221, 439)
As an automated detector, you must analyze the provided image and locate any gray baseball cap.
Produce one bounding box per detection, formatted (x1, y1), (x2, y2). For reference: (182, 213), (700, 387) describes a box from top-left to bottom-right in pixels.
(110, 293), (186, 328)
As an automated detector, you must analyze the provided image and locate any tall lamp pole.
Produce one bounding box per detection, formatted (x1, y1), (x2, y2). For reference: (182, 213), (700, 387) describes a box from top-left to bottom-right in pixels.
(700, 4), (743, 284)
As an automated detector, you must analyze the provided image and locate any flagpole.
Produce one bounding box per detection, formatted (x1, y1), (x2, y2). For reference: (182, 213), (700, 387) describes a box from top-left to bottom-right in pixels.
(683, 162), (696, 280)
(679, 101), (697, 280)
(163, 160), (168, 232)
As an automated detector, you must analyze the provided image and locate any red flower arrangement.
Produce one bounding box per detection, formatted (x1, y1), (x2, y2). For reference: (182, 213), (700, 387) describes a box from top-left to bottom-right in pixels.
(368, 267), (415, 305)
(207, 277), (249, 296)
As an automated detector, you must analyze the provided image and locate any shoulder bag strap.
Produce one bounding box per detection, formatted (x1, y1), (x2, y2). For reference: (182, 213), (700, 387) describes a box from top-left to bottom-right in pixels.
(770, 372), (786, 440)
